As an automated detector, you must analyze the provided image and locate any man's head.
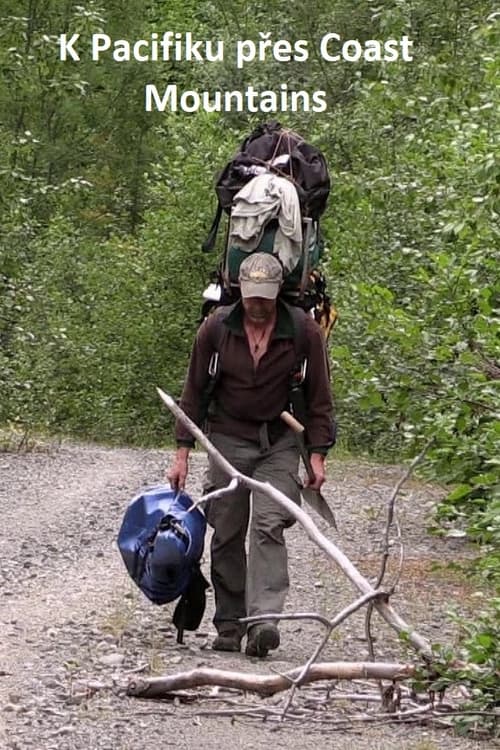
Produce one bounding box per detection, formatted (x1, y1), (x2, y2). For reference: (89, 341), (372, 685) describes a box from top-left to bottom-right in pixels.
(238, 253), (283, 324)
(238, 253), (283, 300)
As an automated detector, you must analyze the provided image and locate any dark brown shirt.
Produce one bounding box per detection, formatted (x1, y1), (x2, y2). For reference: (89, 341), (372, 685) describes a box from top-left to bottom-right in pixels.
(175, 300), (335, 452)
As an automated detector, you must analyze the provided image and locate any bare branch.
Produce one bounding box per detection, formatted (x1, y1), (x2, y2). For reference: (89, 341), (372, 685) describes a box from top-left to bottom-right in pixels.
(242, 612), (332, 628)
(365, 440), (433, 695)
(388, 517), (405, 594)
(194, 477), (240, 508)
(127, 661), (416, 699)
(364, 600), (380, 683)
(243, 592), (386, 632)
(158, 388), (432, 658)
(257, 591), (391, 718)
(376, 439), (433, 590)
(275, 619), (336, 719)
(157, 388), (433, 658)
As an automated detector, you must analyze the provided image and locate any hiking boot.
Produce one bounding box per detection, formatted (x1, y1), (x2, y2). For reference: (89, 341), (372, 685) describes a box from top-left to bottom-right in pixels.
(212, 631), (242, 652)
(245, 624), (280, 658)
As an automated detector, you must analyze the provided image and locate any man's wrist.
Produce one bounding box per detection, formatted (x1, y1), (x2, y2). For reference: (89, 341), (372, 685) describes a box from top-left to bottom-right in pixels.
(175, 446), (191, 460)
(310, 451), (326, 461)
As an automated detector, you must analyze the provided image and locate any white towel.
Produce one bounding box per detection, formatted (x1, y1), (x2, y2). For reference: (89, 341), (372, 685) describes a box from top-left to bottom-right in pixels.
(229, 173), (303, 273)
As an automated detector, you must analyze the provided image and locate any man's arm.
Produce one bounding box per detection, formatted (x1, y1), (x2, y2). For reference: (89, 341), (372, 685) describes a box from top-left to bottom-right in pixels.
(166, 317), (217, 487)
(167, 445), (191, 490)
(174, 316), (217, 445)
(303, 317), (335, 490)
(304, 318), (335, 448)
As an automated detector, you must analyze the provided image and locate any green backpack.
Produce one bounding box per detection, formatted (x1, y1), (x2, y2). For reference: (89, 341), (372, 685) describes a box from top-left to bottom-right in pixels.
(224, 216), (324, 304)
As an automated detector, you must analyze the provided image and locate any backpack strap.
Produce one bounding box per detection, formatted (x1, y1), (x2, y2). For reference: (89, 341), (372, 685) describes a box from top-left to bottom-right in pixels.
(285, 303), (309, 426)
(199, 303), (236, 422)
(287, 303), (309, 377)
(201, 202), (223, 253)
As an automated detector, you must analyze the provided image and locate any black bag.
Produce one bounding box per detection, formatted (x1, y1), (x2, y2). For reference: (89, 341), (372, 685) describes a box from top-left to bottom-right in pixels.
(202, 121), (330, 253)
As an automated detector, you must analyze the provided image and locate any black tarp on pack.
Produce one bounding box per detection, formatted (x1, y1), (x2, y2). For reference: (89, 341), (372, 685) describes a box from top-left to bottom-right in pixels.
(202, 121), (330, 253)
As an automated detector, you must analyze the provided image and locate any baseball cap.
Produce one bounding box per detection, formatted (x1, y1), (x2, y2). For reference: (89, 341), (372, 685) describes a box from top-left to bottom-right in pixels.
(238, 253), (283, 299)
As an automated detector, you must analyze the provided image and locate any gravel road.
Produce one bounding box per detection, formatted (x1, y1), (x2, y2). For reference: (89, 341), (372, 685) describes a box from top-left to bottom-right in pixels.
(0, 442), (491, 749)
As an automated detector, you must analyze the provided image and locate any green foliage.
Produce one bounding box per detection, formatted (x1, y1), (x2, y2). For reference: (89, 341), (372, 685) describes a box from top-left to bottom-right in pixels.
(321, 3), (499, 608)
(435, 487), (500, 584)
(412, 599), (500, 737)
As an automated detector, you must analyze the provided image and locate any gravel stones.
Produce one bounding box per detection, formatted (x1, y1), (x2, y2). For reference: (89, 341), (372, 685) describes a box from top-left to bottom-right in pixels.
(0, 443), (484, 750)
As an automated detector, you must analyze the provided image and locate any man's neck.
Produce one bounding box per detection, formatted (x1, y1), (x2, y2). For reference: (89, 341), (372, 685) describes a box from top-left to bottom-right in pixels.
(243, 312), (276, 332)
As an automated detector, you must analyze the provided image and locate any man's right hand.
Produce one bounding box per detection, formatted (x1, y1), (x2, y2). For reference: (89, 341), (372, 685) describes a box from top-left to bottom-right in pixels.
(166, 447), (191, 490)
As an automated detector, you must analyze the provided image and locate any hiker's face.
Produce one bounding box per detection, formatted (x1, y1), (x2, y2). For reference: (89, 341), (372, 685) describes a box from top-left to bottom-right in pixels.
(242, 296), (277, 324)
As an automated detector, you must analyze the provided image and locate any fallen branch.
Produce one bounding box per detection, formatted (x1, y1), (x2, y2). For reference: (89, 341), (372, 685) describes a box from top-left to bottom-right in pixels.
(125, 690), (497, 734)
(376, 440), (433, 592)
(365, 439), (433, 688)
(127, 661), (416, 699)
(157, 387), (432, 658)
(242, 592), (387, 721)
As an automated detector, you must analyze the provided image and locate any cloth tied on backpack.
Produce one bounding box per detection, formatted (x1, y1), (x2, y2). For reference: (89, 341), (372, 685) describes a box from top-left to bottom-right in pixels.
(228, 173), (302, 273)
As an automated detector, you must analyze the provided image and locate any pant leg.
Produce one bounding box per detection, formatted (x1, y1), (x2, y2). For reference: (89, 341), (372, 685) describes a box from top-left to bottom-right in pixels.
(246, 434), (300, 620)
(204, 433), (257, 635)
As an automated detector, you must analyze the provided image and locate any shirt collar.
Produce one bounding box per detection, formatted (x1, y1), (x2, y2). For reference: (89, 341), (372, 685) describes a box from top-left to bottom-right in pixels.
(223, 299), (295, 339)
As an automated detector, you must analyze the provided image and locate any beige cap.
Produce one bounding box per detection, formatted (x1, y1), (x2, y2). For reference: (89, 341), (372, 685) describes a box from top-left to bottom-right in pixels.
(238, 253), (283, 299)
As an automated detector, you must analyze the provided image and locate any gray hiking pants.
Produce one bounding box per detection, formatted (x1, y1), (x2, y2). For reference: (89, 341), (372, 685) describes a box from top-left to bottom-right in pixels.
(204, 431), (301, 635)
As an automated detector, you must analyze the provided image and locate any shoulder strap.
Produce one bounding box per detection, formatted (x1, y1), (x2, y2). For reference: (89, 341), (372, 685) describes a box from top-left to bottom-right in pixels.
(209, 301), (237, 352)
(284, 303), (309, 425)
(286, 303), (309, 367)
(199, 302), (237, 423)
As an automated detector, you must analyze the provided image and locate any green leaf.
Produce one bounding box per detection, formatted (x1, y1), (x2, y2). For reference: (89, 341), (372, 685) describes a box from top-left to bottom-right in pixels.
(447, 484), (473, 501)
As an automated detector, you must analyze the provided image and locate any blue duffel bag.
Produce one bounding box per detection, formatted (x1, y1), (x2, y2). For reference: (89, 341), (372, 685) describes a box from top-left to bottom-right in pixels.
(117, 485), (208, 642)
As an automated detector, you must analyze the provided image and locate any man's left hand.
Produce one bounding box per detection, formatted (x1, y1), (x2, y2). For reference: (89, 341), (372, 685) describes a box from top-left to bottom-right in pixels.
(305, 453), (326, 490)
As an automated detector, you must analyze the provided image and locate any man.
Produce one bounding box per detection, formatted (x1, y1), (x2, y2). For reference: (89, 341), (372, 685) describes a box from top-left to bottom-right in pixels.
(167, 253), (334, 657)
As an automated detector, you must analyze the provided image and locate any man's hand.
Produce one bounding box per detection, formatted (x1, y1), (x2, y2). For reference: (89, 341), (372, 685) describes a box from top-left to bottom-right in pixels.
(305, 452), (326, 491)
(166, 447), (191, 490)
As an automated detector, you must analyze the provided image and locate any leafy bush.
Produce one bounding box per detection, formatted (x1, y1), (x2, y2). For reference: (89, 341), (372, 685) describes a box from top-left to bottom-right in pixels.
(419, 599), (500, 738)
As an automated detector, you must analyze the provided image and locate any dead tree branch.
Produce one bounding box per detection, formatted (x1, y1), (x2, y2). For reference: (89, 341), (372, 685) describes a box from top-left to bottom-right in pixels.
(242, 592), (387, 721)
(376, 439), (433, 592)
(127, 661), (416, 699)
(365, 439), (434, 683)
(157, 387), (432, 658)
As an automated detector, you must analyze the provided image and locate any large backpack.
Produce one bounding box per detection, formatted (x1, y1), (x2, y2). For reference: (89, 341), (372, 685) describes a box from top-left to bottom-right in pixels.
(201, 122), (336, 335)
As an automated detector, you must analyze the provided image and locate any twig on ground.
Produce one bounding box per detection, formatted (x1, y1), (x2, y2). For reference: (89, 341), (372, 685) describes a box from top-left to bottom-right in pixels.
(247, 593), (388, 721)
(365, 439), (434, 696)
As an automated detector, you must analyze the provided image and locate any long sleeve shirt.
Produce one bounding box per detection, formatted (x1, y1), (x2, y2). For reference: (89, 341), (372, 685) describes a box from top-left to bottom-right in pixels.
(175, 300), (335, 453)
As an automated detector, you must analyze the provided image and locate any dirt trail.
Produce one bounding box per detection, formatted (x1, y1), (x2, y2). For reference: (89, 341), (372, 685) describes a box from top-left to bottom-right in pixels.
(0, 442), (488, 750)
